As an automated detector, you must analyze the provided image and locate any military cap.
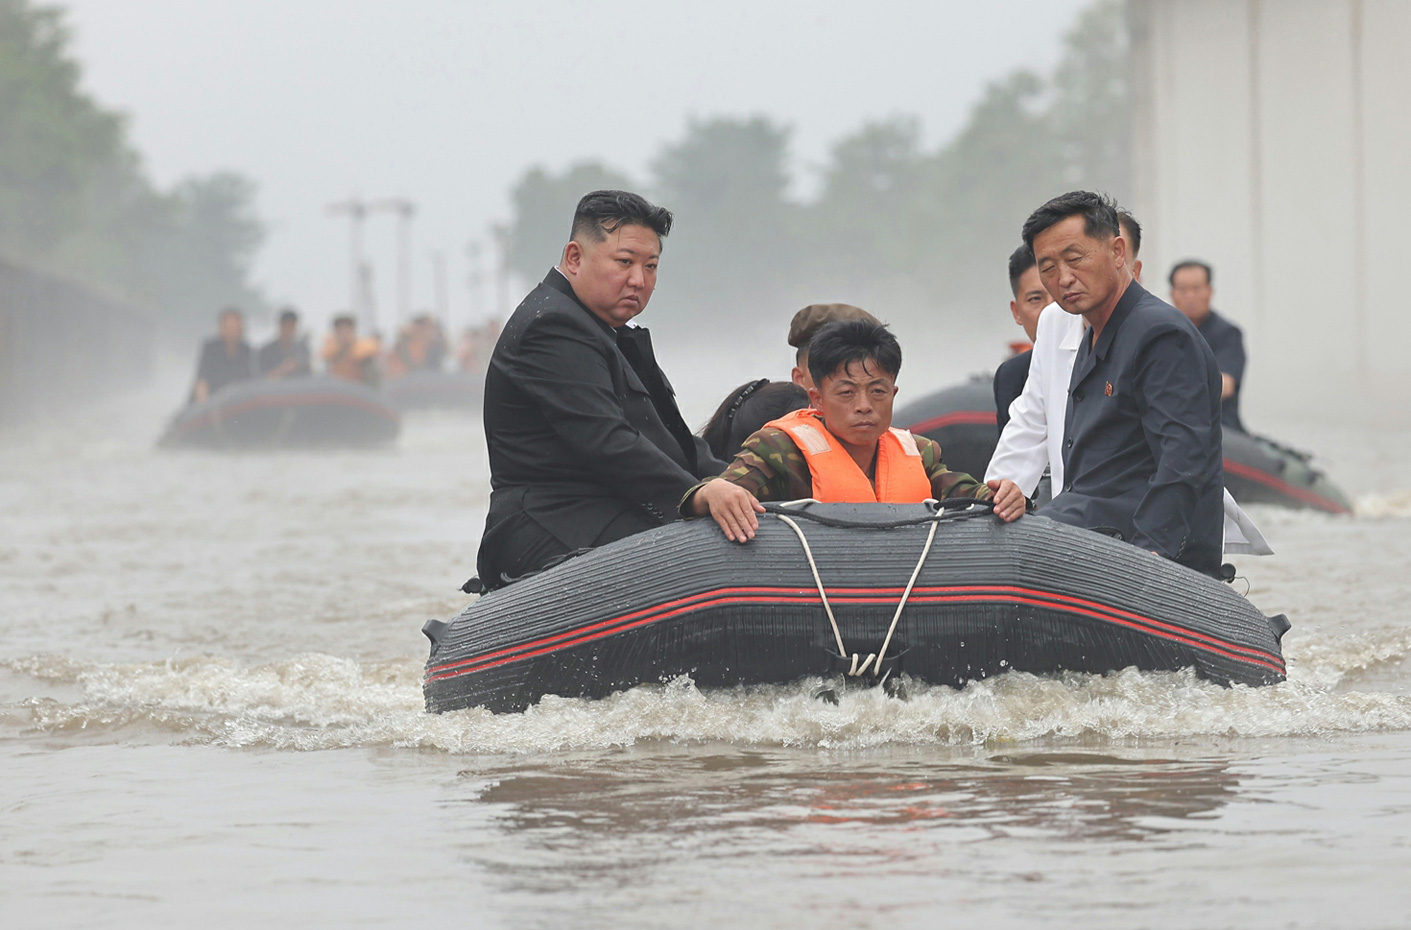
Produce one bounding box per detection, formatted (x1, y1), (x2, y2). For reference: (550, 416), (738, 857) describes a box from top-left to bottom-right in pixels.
(787, 303), (880, 348)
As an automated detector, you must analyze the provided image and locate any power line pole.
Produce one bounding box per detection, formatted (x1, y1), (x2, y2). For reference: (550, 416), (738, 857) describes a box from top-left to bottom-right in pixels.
(325, 197), (370, 329)
(370, 197), (416, 326)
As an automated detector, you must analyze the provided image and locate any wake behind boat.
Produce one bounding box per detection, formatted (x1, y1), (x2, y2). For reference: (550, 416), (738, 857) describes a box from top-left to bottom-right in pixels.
(159, 375), (401, 449)
(422, 501), (1289, 714)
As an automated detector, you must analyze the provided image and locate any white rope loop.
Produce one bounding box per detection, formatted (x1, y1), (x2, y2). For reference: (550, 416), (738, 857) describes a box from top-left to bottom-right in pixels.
(773, 513), (940, 680)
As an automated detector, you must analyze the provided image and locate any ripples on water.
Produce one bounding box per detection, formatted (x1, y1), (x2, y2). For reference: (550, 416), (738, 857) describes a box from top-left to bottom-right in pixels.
(2, 375), (1410, 928)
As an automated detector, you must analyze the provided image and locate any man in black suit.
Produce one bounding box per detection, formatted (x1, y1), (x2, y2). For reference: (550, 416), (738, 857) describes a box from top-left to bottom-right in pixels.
(475, 190), (729, 589)
(1023, 191), (1224, 577)
(993, 244), (1051, 432)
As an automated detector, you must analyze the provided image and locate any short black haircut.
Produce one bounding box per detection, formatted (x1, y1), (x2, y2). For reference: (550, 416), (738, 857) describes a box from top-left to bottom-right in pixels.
(700, 379), (809, 461)
(1007, 244), (1036, 297)
(570, 190), (673, 245)
(278, 307), (298, 325)
(1169, 260), (1213, 287)
(1118, 209), (1142, 259)
(332, 314), (356, 328)
(807, 319), (902, 388)
(1021, 190), (1121, 255)
(218, 306), (243, 322)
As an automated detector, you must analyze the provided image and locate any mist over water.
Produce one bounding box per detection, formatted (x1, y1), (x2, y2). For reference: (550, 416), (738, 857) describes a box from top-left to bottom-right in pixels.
(3, 361), (1410, 927)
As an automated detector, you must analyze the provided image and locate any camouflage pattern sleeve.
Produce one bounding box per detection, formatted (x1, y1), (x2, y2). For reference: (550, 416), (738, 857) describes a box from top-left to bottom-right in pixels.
(677, 427), (814, 515)
(915, 434), (992, 501)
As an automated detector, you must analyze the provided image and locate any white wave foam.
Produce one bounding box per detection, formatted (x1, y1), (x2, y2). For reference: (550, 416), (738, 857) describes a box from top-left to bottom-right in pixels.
(1355, 490), (1411, 519)
(8, 648), (1411, 754)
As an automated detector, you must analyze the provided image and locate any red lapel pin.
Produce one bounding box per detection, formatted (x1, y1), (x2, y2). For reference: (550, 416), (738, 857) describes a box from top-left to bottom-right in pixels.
(1105, 381), (1113, 396)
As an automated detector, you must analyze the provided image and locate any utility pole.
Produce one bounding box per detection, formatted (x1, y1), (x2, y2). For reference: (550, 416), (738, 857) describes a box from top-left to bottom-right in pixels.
(370, 197), (416, 326)
(325, 197), (370, 329)
(465, 240), (485, 322)
(430, 250), (449, 329)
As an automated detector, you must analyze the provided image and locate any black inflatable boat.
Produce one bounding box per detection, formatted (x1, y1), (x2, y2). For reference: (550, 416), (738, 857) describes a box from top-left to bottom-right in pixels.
(896, 376), (1352, 514)
(160, 376), (401, 449)
(423, 502), (1289, 714)
(382, 370), (483, 411)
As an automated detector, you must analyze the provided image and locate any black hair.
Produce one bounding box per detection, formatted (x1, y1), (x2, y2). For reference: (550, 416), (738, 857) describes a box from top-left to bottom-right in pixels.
(1118, 209), (1142, 259)
(699, 379), (810, 461)
(217, 306), (243, 322)
(1021, 190), (1121, 255)
(806, 319), (902, 388)
(278, 307), (299, 324)
(332, 314), (356, 327)
(1168, 259), (1213, 287)
(570, 190), (673, 245)
(1007, 244), (1036, 297)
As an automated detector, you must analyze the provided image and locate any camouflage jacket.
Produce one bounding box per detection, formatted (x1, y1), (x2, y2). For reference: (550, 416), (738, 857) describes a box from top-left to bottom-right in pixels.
(679, 426), (991, 512)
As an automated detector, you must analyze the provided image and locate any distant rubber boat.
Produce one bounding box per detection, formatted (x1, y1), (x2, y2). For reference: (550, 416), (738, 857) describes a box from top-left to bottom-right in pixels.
(896, 377), (1352, 514)
(160, 376), (401, 449)
(422, 502), (1289, 714)
(382, 369), (483, 411)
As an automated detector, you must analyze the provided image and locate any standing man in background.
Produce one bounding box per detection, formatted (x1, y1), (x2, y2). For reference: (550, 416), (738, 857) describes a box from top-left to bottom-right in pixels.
(475, 190), (726, 590)
(1169, 260), (1247, 432)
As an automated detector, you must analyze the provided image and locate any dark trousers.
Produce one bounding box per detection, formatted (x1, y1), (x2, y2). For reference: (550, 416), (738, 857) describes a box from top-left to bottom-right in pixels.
(476, 508), (660, 590)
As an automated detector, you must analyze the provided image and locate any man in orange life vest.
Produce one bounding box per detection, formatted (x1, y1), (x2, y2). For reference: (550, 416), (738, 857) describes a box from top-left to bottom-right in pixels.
(683, 319), (1027, 541)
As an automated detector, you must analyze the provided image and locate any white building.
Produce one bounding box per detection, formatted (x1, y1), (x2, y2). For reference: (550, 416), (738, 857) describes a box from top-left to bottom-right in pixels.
(1129, 0), (1411, 422)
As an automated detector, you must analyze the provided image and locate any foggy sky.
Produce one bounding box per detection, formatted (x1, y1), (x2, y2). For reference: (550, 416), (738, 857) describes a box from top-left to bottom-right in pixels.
(62, 0), (1087, 336)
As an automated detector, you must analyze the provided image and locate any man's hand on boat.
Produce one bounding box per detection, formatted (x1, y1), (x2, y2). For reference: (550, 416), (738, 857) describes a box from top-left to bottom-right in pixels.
(987, 478), (1027, 522)
(688, 478), (767, 543)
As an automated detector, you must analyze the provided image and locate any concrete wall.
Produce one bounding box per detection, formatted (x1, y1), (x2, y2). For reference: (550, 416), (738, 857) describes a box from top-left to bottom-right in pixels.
(1129, 0), (1411, 422)
(0, 254), (154, 425)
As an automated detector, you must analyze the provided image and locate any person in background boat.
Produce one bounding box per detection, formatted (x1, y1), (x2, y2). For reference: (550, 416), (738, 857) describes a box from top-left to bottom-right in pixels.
(385, 314), (447, 379)
(256, 307), (311, 379)
(788, 303), (879, 391)
(190, 306), (253, 404)
(457, 318), (501, 376)
(474, 190), (726, 589)
(987, 209), (1144, 498)
(322, 315), (382, 386)
(685, 319), (1027, 542)
(699, 379), (810, 462)
(993, 245), (1054, 432)
(1169, 260), (1247, 433)
(1023, 190), (1224, 577)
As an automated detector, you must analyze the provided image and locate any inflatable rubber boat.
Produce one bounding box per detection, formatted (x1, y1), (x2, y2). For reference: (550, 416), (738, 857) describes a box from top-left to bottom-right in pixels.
(160, 376), (401, 449)
(382, 369), (483, 411)
(896, 376), (1351, 514)
(422, 501), (1289, 714)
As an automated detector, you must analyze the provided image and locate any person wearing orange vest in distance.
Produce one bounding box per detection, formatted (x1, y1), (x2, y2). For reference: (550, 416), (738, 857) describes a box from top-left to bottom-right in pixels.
(683, 318), (1027, 541)
(322, 314), (382, 386)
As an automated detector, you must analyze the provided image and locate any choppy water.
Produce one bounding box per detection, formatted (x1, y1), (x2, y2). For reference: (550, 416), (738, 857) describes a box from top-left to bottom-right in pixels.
(3, 372), (1410, 929)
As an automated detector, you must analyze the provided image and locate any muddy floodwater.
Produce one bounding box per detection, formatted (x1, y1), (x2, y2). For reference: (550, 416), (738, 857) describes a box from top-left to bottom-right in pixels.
(3, 370), (1410, 929)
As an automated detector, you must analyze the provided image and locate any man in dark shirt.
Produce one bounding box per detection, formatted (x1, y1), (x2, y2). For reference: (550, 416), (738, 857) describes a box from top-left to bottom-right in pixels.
(1169, 260), (1247, 432)
(190, 307), (253, 404)
(257, 308), (312, 379)
(993, 244), (1051, 431)
(1023, 191), (1223, 577)
(475, 190), (728, 588)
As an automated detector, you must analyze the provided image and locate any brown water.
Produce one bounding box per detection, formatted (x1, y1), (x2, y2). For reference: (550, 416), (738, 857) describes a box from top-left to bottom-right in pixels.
(3, 372), (1410, 929)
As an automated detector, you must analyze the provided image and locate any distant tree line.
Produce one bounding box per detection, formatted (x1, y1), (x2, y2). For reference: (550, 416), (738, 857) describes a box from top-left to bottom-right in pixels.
(0, 0), (266, 339)
(501, 0), (1130, 340)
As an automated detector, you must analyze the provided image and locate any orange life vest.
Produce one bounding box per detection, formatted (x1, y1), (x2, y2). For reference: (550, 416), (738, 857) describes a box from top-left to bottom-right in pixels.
(765, 408), (932, 503)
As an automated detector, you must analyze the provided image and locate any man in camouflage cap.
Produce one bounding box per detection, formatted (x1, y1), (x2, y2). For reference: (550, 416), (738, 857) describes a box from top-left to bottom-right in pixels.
(788, 303), (880, 390)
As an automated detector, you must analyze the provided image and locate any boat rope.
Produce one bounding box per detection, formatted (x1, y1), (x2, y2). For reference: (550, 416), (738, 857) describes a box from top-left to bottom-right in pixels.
(760, 497), (992, 530)
(773, 513), (940, 679)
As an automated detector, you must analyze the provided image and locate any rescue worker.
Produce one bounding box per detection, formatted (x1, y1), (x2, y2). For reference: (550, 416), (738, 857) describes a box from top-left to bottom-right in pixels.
(190, 307), (253, 404)
(685, 318), (1027, 542)
(322, 315), (381, 385)
(257, 308), (311, 379)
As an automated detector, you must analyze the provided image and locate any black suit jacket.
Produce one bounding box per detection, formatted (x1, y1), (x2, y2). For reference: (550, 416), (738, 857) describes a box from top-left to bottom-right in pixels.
(479, 270), (725, 560)
(1041, 280), (1224, 576)
(992, 349), (1032, 433)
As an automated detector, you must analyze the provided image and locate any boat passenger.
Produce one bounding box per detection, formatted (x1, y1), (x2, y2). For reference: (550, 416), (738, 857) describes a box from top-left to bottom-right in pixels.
(1168, 260), (1247, 433)
(700, 379), (809, 462)
(474, 190), (726, 590)
(257, 307), (312, 379)
(386, 314), (447, 378)
(685, 319), (1027, 542)
(190, 307), (253, 404)
(1022, 191), (1224, 577)
(322, 315), (381, 385)
(993, 244), (1053, 432)
(788, 303), (879, 391)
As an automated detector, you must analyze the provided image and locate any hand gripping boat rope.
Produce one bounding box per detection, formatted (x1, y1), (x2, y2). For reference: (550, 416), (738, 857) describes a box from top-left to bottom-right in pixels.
(773, 512), (940, 679)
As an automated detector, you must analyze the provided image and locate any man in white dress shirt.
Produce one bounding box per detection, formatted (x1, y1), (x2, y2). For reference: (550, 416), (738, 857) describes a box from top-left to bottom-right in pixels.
(985, 211), (1270, 556)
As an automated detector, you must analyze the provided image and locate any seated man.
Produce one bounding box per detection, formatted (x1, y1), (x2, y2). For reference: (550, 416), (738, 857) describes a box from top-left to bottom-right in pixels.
(476, 190), (726, 588)
(1169, 259), (1247, 433)
(685, 319), (1026, 541)
(190, 306), (253, 404)
(322, 315), (381, 385)
(993, 244), (1054, 432)
(257, 307), (312, 379)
